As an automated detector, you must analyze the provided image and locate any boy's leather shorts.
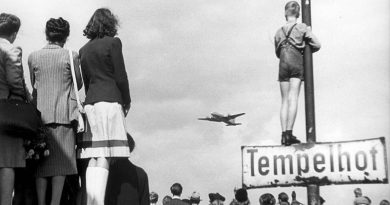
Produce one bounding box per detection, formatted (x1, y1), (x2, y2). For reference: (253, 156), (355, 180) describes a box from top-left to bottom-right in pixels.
(278, 46), (304, 82)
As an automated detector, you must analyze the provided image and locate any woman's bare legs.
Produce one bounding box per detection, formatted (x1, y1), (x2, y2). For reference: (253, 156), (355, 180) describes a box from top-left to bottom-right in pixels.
(86, 157), (109, 205)
(51, 176), (65, 205)
(36, 177), (48, 205)
(0, 168), (15, 205)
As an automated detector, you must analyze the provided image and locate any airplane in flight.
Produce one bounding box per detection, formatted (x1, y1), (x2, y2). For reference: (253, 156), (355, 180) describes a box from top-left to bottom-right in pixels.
(198, 112), (245, 126)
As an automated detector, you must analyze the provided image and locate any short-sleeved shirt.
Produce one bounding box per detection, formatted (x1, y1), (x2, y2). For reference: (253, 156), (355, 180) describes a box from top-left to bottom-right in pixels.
(274, 22), (321, 58)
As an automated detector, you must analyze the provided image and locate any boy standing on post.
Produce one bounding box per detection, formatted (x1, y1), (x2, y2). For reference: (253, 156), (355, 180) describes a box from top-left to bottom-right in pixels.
(274, 1), (321, 146)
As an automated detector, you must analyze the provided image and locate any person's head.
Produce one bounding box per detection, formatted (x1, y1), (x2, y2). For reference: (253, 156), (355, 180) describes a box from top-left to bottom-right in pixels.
(235, 188), (249, 205)
(150, 192), (159, 204)
(0, 13), (21, 43)
(284, 1), (300, 21)
(163, 196), (172, 205)
(83, 8), (119, 39)
(259, 193), (275, 205)
(209, 193), (225, 205)
(278, 193), (289, 203)
(190, 191), (201, 205)
(170, 183), (183, 197)
(127, 133), (135, 153)
(354, 188), (362, 197)
(380, 200), (390, 205)
(45, 17), (69, 46)
(291, 191), (296, 200)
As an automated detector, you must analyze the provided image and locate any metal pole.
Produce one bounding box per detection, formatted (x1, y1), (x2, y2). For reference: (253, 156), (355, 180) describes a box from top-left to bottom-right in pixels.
(301, 0), (320, 205)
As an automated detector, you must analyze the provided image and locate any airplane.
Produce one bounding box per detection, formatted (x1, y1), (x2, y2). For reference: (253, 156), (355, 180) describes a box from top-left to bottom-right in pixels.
(198, 112), (245, 126)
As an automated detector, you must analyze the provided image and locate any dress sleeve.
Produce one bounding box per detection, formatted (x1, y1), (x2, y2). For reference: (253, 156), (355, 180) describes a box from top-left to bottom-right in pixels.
(110, 37), (131, 105)
(304, 24), (321, 53)
(6, 46), (26, 98)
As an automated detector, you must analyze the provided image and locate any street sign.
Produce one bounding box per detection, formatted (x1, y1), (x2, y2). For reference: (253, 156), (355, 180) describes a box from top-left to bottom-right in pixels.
(242, 137), (388, 188)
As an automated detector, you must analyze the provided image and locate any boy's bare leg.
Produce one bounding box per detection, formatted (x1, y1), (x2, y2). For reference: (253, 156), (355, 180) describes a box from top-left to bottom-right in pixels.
(286, 78), (302, 130)
(280, 81), (290, 131)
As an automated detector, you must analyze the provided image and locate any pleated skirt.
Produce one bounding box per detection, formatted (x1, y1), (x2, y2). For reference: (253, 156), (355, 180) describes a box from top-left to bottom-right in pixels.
(35, 124), (77, 177)
(77, 102), (130, 159)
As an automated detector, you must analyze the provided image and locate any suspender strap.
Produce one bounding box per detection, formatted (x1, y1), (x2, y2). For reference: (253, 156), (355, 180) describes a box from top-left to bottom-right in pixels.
(283, 23), (297, 39)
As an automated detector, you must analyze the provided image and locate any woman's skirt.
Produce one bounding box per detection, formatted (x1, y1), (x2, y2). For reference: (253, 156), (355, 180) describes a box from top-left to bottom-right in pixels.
(77, 102), (130, 159)
(0, 132), (25, 168)
(35, 124), (77, 177)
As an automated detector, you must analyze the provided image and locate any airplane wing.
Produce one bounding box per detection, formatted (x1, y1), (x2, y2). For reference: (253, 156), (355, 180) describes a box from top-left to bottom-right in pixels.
(225, 122), (241, 126)
(228, 113), (245, 119)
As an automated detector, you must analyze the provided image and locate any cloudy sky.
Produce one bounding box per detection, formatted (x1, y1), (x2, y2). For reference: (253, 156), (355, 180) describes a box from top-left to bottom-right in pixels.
(2, 0), (389, 204)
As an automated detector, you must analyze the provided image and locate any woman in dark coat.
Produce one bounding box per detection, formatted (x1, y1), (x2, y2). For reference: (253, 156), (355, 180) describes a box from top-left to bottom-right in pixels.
(0, 13), (29, 205)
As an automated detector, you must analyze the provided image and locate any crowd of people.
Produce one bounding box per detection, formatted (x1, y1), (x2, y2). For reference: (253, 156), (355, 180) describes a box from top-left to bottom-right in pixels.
(150, 185), (389, 205)
(0, 1), (389, 205)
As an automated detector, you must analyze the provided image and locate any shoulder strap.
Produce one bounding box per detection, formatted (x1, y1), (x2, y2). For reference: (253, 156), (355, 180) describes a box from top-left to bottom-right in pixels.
(282, 23), (297, 39)
(68, 50), (83, 111)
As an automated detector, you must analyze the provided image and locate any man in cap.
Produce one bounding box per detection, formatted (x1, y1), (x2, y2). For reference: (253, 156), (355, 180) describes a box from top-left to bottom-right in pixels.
(259, 193), (275, 205)
(167, 183), (187, 205)
(278, 192), (289, 205)
(209, 193), (226, 205)
(150, 192), (159, 205)
(190, 192), (201, 205)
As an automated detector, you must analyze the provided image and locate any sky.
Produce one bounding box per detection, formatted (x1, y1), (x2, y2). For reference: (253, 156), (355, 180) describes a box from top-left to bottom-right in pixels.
(2, 0), (389, 204)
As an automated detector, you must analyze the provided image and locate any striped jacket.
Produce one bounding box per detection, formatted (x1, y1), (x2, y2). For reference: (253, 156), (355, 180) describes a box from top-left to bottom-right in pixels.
(28, 44), (82, 124)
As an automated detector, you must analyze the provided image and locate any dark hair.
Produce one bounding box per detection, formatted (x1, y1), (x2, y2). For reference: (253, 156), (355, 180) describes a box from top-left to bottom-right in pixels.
(170, 183), (183, 196)
(126, 133), (135, 153)
(83, 8), (118, 39)
(278, 192), (289, 202)
(163, 196), (173, 205)
(0, 13), (21, 36)
(45, 17), (70, 43)
(259, 193), (275, 205)
(285, 1), (300, 19)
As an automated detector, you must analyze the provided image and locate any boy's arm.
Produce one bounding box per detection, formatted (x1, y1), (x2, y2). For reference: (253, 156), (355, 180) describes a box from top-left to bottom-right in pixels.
(274, 29), (283, 58)
(304, 26), (321, 53)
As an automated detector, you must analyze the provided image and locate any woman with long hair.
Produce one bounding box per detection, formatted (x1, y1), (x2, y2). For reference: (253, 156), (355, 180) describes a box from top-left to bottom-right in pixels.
(78, 8), (131, 205)
(28, 17), (82, 205)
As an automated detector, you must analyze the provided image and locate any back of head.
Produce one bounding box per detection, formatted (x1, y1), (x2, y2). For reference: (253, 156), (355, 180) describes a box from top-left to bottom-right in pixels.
(45, 17), (70, 43)
(235, 188), (248, 203)
(259, 193), (275, 205)
(150, 192), (159, 203)
(163, 196), (173, 205)
(284, 1), (300, 20)
(171, 183), (183, 196)
(127, 133), (135, 152)
(278, 192), (289, 203)
(83, 8), (118, 39)
(354, 188), (362, 197)
(380, 200), (390, 205)
(0, 13), (20, 36)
